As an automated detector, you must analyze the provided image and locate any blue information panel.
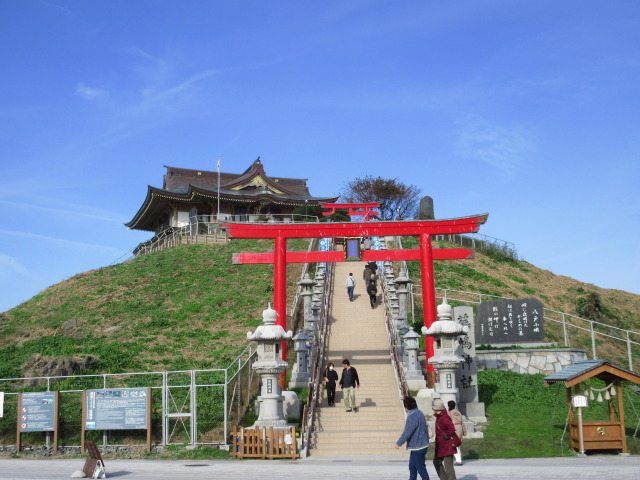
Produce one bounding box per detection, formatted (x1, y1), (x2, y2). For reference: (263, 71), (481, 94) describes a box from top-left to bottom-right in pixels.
(345, 237), (361, 260)
(85, 388), (148, 430)
(20, 392), (56, 432)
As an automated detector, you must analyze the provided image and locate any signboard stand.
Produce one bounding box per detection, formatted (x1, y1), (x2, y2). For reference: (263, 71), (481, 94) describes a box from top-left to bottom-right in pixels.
(82, 388), (152, 453)
(82, 440), (106, 479)
(16, 391), (59, 453)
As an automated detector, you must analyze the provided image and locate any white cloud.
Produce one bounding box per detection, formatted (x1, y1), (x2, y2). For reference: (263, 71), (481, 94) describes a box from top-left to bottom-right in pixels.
(0, 230), (121, 253)
(455, 118), (531, 174)
(0, 200), (122, 224)
(0, 254), (27, 275)
(76, 82), (107, 100)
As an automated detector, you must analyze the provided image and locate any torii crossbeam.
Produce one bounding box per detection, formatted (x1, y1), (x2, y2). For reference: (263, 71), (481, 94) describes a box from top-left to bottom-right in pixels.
(321, 202), (380, 222)
(225, 213), (489, 386)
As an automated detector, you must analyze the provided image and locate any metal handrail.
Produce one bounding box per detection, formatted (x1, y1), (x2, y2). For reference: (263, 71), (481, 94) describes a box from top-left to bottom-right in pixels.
(376, 236), (409, 398)
(301, 243), (334, 455)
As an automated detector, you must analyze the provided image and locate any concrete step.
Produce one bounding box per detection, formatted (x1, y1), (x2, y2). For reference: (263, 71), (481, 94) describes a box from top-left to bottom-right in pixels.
(309, 260), (405, 457)
(309, 445), (406, 456)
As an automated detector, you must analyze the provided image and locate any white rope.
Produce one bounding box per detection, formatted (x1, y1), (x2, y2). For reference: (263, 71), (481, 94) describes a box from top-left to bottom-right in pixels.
(584, 381), (617, 402)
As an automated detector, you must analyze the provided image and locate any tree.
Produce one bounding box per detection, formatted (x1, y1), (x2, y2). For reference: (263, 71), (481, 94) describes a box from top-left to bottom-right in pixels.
(339, 176), (422, 220)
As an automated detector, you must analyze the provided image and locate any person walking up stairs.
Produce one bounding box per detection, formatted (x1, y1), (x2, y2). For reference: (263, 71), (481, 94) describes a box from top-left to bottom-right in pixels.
(309, 260), (407, 456)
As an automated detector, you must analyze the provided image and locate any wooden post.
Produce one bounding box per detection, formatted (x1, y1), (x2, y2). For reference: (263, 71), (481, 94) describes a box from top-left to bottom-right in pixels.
(617, 380), (627, 453)
(81, 390), (86, 454)
(146, 387), (152, 453)
(53, 391), (59, 452)
(15, 394), (22, 453)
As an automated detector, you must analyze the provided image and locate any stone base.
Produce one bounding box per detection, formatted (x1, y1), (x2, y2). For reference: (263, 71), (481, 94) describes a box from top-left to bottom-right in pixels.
(406, 377), (427, 391)
(254, 391), (301, 422)
(252, 420), (293, 429)
(288, 379), (309, 389)
(463, 401), (487, 423)
(283, 391), (302, 420)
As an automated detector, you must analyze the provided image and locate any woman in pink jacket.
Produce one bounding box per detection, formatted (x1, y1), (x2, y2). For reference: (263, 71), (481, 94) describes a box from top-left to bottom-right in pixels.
(432, 399), (458, 480)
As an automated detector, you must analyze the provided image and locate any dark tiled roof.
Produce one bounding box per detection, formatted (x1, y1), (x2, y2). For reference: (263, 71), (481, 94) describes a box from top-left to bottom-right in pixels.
(544, 360), (608, 383)
(162, 159), (312, 196)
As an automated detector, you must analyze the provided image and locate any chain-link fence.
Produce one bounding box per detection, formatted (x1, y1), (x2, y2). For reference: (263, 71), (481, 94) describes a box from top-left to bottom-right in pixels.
(0, 344), (258, 451)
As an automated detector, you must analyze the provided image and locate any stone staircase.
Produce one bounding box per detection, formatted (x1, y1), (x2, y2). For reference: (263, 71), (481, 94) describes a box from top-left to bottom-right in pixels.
(309, 260), (406, 456)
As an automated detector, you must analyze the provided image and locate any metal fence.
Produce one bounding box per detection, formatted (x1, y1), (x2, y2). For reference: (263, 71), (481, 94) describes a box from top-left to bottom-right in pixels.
(300, 252), (334, 456)
(0, 344), (258, 451)
(410, 286), (640, 372)
(433, 232), (518, 259)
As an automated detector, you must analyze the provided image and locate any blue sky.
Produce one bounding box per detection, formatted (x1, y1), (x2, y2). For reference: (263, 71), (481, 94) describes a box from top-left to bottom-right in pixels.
(1, 0), (639, 313)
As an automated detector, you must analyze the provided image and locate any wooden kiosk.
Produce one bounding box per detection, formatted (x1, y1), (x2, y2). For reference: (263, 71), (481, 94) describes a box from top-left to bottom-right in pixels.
(544, 360), (640, 454)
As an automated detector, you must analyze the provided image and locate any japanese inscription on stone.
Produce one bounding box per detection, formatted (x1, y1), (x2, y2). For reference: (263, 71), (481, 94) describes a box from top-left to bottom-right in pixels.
(454, 306), (480, 404)
(19, 392), (56, 432)
(85, 388), (148, 430)
(476, 298), (544, 344)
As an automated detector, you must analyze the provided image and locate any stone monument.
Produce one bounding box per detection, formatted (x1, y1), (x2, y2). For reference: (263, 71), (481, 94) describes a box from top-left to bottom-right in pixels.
(453, 305), (486, 423)
(476, 298), (544, 345)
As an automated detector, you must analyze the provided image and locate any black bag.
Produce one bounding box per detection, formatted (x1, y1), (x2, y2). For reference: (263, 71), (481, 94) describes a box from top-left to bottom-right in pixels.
(451, 433), (462, 448)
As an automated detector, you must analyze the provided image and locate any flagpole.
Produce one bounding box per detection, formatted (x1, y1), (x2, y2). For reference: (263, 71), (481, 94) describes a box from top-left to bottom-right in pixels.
(217, 156), (221, 221)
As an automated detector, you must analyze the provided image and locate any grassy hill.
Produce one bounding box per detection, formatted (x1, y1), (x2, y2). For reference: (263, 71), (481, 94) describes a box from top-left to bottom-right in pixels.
(1, 235), (639, 457)
(0, 239), (306, 379)
(1, 236), (639, 379)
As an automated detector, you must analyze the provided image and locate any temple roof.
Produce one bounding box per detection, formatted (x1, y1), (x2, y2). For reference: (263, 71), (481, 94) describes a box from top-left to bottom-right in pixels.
(544, 359), (640, 387)
(125, 158), (338, 231)
(163, 158), (310, 196)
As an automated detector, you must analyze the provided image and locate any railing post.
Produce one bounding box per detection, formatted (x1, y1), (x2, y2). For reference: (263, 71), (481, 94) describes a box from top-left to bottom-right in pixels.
(591, 321), (597, 360)
(191, 370), (197, 445)
(162, 371), (168, 446)
(627, 331), (633, 371)
(562, 313), (569, 346)
(224, 368), (228, 447)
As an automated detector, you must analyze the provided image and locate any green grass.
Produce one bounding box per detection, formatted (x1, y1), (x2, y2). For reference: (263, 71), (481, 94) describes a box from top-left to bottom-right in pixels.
(459, 370), (640, 458)
(0, 239), (309, 380)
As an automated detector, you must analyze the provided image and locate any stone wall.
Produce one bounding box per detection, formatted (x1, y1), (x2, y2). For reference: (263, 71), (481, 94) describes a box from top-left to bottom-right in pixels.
(476, 348), (587, 375)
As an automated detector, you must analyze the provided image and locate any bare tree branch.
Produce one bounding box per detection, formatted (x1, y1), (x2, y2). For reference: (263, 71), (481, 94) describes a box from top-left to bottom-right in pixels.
(339, 176), (422, 220)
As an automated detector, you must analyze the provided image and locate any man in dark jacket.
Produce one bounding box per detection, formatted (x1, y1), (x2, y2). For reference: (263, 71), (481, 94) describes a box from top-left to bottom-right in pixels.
(367, 280), (378, 308)
(339, 359), (360, 412)
(432, 398), (457, 480)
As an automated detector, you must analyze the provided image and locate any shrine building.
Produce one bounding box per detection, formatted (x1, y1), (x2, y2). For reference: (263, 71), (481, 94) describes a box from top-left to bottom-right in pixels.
(125, 158), (339, 233)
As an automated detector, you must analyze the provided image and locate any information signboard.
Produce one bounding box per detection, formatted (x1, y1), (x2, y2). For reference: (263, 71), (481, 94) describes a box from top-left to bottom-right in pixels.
(85, 388), (148, 430)
(19, 392), (56, 432)
(345, 237), (361, 260)
(476, 297), (544, 344)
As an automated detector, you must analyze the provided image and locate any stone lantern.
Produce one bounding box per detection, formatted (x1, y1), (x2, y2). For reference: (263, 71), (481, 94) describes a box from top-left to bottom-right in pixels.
(422, 298), (469, 407)
(394, 269), (413, 318)
(388, 292), (400, 318)
(403, 329), (427, 390)
(247, 304), (293, 428)
(298, 273), (317, 327)
(289, 330), (311, 388)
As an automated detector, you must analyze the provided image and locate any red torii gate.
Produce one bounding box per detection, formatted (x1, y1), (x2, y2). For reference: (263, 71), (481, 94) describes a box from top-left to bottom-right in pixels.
(321, 202), (380, 222)
(225, 213), (488, 386)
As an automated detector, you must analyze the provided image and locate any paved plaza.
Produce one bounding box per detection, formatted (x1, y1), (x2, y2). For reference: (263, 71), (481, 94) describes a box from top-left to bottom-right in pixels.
(0, 455), (638, 480)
